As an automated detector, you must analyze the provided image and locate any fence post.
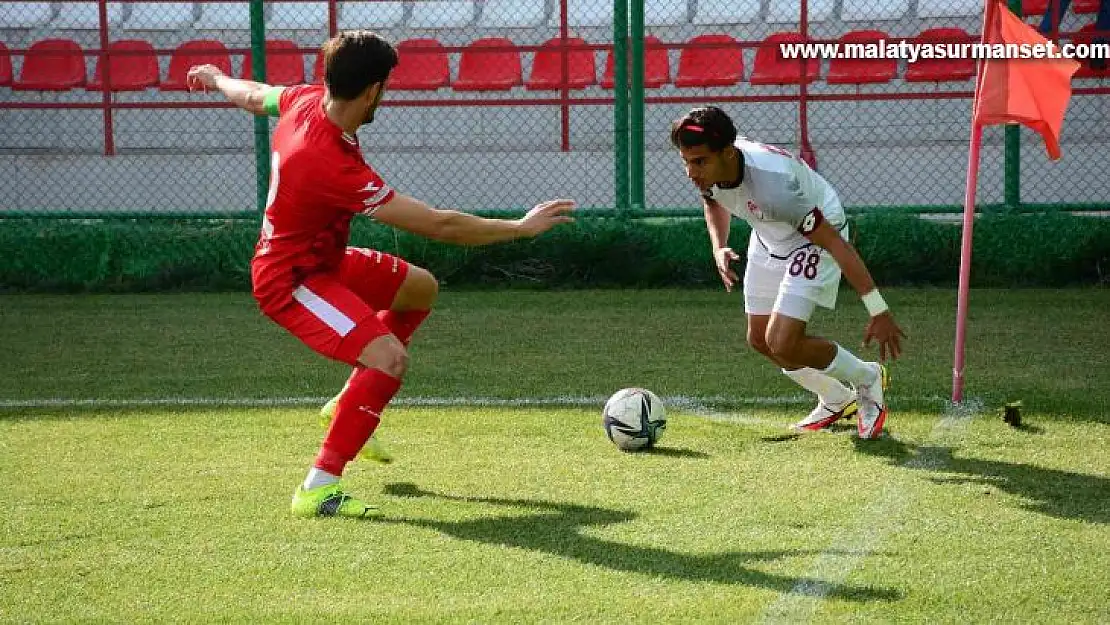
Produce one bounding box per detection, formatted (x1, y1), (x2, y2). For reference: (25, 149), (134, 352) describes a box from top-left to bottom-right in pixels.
(613, 0), (630, 211)
(98, 0), (115, 156)
(629, 0), (645, 210)
(798, 0), (816, 169)
(250, 0), (270, 214)
(1004, 0), (1022, 210)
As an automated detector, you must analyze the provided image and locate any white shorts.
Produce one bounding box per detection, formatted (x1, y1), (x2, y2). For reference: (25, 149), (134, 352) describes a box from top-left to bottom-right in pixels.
(743, 227), (846, 322)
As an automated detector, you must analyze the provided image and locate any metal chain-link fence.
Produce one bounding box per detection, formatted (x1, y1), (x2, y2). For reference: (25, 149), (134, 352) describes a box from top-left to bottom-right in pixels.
(0, 0), (621, 214)
(0, 0), (1107, 216)
(639, 0), (1110, 210)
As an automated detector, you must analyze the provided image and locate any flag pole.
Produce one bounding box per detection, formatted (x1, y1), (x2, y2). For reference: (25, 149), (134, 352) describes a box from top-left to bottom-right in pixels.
(952, 0), (997, 403)
(953, 0), (1080, 401)
(952, 123), (983, 404)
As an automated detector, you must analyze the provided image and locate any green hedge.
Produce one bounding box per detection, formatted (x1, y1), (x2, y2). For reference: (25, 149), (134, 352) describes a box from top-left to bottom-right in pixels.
(2, 212), (1108, 292)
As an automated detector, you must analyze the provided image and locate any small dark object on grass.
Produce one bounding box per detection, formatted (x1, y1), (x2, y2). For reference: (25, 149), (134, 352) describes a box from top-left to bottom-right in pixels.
(1003, 401), (1023, 427)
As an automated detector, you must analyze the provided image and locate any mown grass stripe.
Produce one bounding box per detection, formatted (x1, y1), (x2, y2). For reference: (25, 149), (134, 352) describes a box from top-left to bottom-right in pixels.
(758, 399), (983, 624)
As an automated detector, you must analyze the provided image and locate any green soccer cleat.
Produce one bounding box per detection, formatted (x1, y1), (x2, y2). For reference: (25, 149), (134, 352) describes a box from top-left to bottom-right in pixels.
(319, 395), (394, 463)
(291, 483), (380, 518)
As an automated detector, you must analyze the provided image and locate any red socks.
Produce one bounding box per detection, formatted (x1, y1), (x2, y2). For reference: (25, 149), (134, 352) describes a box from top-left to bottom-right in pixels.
(313, 309), (427, 476)
(314, 367), (401, 476)
(376, 309), (430, 345)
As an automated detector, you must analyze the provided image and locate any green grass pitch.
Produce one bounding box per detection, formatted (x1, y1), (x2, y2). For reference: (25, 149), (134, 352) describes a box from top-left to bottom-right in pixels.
(1, 289), (1107, 623)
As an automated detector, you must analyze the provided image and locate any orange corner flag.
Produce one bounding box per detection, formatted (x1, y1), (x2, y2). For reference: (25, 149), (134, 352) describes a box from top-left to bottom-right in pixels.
(973, 0), (1080, 160)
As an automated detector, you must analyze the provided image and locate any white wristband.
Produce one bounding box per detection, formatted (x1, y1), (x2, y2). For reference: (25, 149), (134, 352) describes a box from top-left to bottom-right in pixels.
(862, 289), (889, 317)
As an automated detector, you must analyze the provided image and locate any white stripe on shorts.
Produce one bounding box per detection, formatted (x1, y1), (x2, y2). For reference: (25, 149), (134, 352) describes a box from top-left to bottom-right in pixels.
(292, 285), (355, 337)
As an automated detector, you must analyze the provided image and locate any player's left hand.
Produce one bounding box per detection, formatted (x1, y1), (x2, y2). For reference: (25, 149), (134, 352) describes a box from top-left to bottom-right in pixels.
(863, 311), (906, 362)
(516, 199), (576, 237)
(186, 64), (227, 93)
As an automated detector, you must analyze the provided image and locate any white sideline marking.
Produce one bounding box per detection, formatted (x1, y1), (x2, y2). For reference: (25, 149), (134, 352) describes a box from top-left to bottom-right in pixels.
(0, 397), (334, 409)
(0, 395), (782, 410)
(0, 394), (954, 411)
(758, 399), (982, 624)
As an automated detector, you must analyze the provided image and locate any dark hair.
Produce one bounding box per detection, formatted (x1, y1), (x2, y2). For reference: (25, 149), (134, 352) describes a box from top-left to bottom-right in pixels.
(321, 30), (399, 100)
(669, 106), (737, 152)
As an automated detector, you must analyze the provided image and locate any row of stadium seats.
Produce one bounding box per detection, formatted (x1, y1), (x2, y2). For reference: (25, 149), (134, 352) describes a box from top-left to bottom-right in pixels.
(5, 26), (1109, 92)
(0, 0), (1102, 31)
(0, 29), (1028, 92)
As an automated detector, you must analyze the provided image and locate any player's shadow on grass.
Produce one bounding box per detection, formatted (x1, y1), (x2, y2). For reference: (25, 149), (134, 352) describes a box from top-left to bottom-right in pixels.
(639, 446), (710, 459)
(380, 482), (900, 602)
(854, 437), (1109, 525)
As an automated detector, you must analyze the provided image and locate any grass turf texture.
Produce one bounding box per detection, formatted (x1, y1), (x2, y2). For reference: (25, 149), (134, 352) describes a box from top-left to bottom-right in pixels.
(1, 289), (1108, 622)
(1, 288), (1107, 415)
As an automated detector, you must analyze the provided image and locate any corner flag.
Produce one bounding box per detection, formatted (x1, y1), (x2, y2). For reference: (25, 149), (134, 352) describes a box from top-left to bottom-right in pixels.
(952, 0), (1079, 402)
(973, 0), (1081, 160)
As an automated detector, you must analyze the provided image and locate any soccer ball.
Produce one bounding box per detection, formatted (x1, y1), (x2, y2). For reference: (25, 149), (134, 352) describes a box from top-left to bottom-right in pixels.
(602, 388), (666, 451)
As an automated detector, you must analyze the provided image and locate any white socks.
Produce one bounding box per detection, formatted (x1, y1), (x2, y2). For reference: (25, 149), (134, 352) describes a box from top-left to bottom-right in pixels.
(302, 467), (340, 491)
(822, 344), (879, 387)
(783, 366), (854, 407)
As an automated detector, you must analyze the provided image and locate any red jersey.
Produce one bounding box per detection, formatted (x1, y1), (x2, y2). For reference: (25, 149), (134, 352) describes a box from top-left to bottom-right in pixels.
(251, 85), (395, 314)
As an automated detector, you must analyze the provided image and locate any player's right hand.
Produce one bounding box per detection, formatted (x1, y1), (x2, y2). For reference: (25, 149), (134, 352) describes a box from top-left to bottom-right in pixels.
(186, 64), (226, 93)
(863, 311), (906, 362)
(714, 247), (741, 292)
(516, 199), (576, 237)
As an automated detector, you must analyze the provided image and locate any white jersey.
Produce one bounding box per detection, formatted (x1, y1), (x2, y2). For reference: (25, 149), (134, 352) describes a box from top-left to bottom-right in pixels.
(704, 138), (846, 263)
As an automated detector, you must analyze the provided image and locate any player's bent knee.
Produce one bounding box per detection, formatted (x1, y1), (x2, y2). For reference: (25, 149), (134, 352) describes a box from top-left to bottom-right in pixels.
(765, 327), (801, 362)
(412, 266), (439, 304)
(357, 334), (409, 378)
(746, 324), (773, 357)
(394, 265), (439, 311)
(747, 333), (772, 356)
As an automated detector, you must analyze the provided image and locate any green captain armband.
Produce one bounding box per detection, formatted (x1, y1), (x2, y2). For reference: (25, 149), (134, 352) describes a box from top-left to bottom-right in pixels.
(262, 87), (284, 117)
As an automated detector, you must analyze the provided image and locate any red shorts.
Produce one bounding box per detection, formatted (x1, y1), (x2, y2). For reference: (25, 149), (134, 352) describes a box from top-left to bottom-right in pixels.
(266, 248), (411, 366)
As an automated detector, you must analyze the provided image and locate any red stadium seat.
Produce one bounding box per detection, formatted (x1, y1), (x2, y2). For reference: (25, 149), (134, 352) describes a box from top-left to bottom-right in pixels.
(905, 28), (976, 82)
(313, 49), (325, 84)
(389, 38), (450, 90)
(1022, 0), (1100, 17)
(13, 39), (87, 91)
(1023, 0), (1049, 15)
(674, 34), (742, 87)
(0, 42), (11, 86)
(162, 39), (232, 91)
(525, 37), (597, 90)
(750, 32), (819, 85)
(1072, 23), (1110, 78)
(826, 30), (897, 84)
(453, 37), (522, 91)
(601, 35), (670, 88)
(88, 39), (159, 91)
(242, 40), (305, 86)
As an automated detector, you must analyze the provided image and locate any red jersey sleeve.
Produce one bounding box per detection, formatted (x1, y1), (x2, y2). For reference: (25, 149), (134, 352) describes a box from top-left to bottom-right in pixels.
(276, 84), (320, 116)
(320, 160), (396, 216)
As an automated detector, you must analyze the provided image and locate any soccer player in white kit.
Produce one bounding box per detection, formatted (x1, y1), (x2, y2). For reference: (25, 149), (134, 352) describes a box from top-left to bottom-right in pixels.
(671, 107), (905, 439)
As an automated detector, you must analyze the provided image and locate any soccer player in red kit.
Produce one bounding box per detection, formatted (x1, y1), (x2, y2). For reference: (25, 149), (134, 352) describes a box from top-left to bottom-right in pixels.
(186, 31), (575, 518)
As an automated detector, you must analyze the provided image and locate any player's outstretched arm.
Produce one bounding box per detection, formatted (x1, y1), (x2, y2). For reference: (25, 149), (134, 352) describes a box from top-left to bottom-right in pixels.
(371, 194), (576, 246)
(807, 220), (907, 361)
(186, 64), (273, 116)
(703, 197), (740, 292)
